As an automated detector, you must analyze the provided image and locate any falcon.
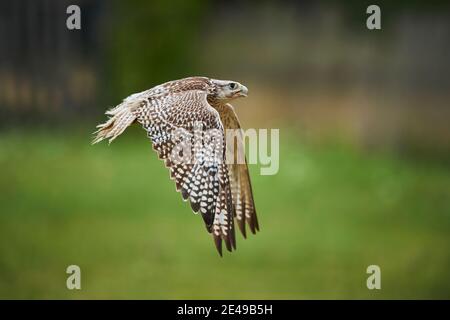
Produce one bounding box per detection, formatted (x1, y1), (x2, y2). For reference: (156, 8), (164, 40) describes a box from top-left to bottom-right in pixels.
(92, 77), (259, 255)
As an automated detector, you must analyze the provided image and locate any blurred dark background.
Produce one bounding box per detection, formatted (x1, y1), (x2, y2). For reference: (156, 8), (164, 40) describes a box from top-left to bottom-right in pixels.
(1, 0), (450, 156)
(0, 0), (449, 299)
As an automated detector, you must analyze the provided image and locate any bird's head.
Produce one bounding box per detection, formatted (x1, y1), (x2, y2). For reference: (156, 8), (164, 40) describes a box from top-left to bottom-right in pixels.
(209, 79), (248, 101)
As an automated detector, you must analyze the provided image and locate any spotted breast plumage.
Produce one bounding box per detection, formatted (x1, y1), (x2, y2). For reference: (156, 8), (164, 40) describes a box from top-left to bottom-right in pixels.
(92, 77), (259, 255)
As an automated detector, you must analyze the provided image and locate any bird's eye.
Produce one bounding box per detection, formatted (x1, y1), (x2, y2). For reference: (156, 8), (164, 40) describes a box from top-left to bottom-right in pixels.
(229, 83), (237, 90)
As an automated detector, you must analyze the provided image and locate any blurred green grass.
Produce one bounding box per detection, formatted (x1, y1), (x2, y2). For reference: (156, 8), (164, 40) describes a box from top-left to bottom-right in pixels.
(0, 126), (449, 299)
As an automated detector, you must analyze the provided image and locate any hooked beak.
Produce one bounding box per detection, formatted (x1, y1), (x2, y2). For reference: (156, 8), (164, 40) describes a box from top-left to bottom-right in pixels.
(236, 84), (248, 97)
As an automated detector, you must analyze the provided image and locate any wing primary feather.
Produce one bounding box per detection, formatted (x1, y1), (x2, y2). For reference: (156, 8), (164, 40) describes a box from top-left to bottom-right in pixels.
(214, 234), (223, 257)
(212, 102), (260, 240)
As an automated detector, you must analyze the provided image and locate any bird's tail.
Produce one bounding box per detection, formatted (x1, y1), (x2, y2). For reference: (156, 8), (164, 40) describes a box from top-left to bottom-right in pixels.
(92, 101), (138, 144)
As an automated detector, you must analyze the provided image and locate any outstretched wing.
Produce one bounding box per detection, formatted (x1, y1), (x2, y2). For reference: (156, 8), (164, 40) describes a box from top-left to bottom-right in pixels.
(215, 103), (259, 238)
(131, 80), (236, 255)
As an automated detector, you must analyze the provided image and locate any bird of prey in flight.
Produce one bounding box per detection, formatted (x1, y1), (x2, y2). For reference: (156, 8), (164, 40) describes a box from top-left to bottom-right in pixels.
(93, 77), (259, 255)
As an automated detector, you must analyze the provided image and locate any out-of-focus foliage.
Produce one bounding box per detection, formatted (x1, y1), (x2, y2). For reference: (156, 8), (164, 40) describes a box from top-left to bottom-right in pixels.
(105, 0), (208, 101)
(0, 129), (449, 299)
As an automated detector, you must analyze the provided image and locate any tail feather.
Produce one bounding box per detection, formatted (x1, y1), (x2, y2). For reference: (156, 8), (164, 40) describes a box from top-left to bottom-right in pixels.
(92, 102), (137, 144)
